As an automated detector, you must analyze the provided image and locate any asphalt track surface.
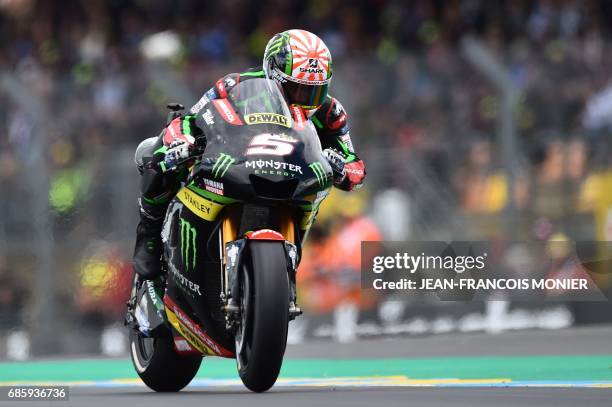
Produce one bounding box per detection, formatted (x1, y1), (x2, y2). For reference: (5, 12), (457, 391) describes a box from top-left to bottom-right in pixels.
(5, 325), (612, 406)
(67, 386), (612, 407)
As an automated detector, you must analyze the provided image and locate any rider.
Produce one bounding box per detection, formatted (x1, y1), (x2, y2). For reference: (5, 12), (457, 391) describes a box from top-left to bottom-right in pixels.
(133, 29), (366, 284)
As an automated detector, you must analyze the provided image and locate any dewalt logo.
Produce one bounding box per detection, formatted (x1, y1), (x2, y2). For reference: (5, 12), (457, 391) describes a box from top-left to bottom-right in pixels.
(245, 113), (290, 128)
(309, 162), (327, 187)
(212, 153), (235, 178)
(180, 218), (197, 270)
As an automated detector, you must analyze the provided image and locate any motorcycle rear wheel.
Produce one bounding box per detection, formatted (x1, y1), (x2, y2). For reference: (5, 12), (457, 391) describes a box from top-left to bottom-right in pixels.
(129, 329), (202, 392)
(237, 240), (289, 392)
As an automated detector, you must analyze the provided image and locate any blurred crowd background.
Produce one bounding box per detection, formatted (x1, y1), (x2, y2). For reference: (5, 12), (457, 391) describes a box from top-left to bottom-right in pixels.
(1, 0), (612, 358)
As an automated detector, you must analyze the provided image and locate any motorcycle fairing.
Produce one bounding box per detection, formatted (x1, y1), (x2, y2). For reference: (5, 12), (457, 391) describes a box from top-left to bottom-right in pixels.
(164, 295), (233, 357)
(162, 200), (236, 356)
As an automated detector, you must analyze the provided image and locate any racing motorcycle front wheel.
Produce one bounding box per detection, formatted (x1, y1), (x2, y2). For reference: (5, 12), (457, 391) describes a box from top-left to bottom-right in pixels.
(129, 329), (202, 392)
(236, 240), (289, 392)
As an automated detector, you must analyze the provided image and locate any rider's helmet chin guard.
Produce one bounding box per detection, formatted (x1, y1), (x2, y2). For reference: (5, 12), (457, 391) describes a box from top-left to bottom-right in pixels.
(263, 29), (332, 110)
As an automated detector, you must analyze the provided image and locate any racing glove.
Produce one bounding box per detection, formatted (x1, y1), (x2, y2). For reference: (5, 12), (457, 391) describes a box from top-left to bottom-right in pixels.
(163, 139), (196, 172)
(322, 148), (346, 186)
(322, 148), (366, 191)
(158, 116), (205, 172)
(342, 160), (366, 191)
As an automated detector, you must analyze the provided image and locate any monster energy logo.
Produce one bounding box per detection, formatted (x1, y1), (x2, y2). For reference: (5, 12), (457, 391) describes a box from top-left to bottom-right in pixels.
(309, 162), (326, 187)
(212, 153), (235, 178)
(180, 218), (197, 270)
(266, 33), (288, 58)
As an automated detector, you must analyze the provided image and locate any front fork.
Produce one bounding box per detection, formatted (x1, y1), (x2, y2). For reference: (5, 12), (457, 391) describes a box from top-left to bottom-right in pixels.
(221, 232), (302, 332)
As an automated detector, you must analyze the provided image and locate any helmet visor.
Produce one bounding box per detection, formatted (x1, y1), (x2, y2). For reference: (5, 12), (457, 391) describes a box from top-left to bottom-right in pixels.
(274, 69), (330, 109)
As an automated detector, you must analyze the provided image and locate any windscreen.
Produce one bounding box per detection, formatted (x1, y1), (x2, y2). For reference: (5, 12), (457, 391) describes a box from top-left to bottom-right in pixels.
(227, 78), (293, 127)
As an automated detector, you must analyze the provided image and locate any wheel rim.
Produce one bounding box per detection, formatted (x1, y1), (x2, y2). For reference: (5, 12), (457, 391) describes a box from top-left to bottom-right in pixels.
(139, 335), (155, 361)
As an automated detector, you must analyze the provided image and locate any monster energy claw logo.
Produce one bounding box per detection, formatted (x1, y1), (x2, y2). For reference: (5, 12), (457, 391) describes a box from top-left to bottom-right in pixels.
(180, 218), (197, 270)
(212, 153), (235, 178)
(309, 162), (326, 187)
(266, 33), (288, 58)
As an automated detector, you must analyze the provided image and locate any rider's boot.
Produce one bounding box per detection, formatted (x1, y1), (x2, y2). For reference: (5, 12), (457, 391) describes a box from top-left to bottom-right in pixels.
(130, 199), (168, 336)
(133, 198), (166, 280)
(133, 275), (167, 336)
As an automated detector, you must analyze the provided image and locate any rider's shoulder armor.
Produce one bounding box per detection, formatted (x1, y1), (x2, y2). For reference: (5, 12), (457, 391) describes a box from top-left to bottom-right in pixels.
(213, 73), (240, 98)
(215, 69), (265, 98)
(312, 95), (349, 136)
(189, 69), (265, 114)
(312, 95), (359, 163)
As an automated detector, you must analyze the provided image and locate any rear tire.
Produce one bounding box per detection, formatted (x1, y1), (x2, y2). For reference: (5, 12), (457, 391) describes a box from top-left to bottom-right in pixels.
(129, 329), (202, 392)
(237, 241), (289, 393)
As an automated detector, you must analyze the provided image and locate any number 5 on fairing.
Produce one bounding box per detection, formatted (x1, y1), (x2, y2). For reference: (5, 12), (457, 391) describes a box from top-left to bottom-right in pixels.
(245, 133), (297, 156)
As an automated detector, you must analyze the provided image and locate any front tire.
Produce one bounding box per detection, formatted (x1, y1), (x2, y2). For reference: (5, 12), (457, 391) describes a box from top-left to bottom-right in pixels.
(129, 329), (202, 392)
(237, 241), (289, 392)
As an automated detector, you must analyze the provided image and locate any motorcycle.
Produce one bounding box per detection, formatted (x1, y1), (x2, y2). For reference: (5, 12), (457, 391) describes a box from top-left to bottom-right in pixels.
(126, 78), (333, 393)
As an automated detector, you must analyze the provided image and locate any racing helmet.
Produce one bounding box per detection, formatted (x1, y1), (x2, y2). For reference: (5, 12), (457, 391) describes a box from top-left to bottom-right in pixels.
(263, 29), (332, 110)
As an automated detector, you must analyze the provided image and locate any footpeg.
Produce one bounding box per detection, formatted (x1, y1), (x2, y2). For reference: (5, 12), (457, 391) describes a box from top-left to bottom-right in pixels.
(289, 302), (302, 319)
